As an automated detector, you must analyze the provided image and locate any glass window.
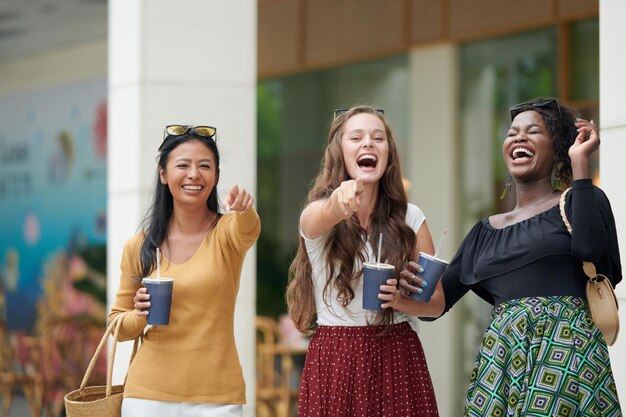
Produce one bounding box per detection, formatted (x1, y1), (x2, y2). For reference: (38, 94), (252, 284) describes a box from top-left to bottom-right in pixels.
(460, 28), (557, 229)
(570, 19), (599, 101)
(570, 18), (600, 184)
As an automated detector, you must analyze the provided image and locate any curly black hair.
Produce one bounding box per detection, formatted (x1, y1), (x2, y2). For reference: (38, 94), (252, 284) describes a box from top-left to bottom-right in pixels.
(509, 97), (578, 189)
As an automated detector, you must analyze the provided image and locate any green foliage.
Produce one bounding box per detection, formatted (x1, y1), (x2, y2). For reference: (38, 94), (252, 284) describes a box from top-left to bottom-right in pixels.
(257, 82), (282, 158)
(256, 234), (292, 318)
(257, 81), (290, 318)
(73, 277), (106, 305)
(77, 245), (107, 275)
(72, 244), (107, 305)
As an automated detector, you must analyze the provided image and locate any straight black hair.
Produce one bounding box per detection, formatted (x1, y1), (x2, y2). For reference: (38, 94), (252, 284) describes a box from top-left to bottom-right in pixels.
(137, 133), (221, 279)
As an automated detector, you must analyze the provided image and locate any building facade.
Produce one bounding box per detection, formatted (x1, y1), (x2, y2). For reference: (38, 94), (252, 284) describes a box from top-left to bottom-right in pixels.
(0, 1), (623, 416)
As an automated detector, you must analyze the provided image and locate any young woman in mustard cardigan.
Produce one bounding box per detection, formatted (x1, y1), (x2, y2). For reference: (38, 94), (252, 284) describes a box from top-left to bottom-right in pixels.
(109, 125), (260, 417)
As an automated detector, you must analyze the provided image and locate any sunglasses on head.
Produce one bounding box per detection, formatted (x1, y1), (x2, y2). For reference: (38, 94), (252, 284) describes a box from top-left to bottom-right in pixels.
(333, 108), (385, 119)
(160, 125), (217, 150)
(509, 98), (561, 121)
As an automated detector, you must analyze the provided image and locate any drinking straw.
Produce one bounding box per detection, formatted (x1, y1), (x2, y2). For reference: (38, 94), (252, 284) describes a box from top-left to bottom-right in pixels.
(434, 229), (447, 259)
(377, 232), (383, 264)
(156, 247), (161, 279)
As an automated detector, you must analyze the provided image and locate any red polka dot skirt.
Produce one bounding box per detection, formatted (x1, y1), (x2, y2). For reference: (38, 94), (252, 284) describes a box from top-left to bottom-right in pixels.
(298, 321), (439, 417)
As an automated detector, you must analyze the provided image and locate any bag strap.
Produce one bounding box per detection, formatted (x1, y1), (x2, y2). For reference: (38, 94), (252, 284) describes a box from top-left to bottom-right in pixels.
(79, 312), (141, 397)
(79, 313), (120, 391)
(558, 188), (573, 234)
(559, 187), (601, 281)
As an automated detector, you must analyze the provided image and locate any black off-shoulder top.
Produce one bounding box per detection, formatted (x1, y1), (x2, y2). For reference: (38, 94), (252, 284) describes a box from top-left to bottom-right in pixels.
(440, 179), (622, 314)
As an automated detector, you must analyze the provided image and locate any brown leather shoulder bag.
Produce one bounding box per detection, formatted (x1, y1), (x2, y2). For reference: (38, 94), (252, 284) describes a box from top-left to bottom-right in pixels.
(560, 188), (619, 346)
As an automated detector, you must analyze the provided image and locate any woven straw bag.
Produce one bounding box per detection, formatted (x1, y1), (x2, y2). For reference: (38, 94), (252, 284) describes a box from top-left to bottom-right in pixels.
(64, 313), (140, 417)
(559, 188), (620, 346)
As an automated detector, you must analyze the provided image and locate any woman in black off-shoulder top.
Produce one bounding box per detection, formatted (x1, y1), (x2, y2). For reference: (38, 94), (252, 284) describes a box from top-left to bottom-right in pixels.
(399, 98), (622, 416)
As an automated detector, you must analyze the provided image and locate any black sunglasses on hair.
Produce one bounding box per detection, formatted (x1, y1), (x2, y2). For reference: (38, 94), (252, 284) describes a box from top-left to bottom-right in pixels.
(160, 125), (217, 150)
(333, 108), (385, 119)
(509, 98), (561, 121)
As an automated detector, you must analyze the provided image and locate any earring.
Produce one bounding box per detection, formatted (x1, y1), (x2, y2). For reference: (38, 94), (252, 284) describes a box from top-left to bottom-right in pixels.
(551, 163), (563, 191)
(500, 173), (512, 200)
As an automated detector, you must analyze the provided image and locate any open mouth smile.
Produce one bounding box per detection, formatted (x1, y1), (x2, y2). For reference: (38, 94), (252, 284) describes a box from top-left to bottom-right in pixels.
(357, 154), (378, 169)
(511, 147), (534, 163)
(182, 184), (203, 191)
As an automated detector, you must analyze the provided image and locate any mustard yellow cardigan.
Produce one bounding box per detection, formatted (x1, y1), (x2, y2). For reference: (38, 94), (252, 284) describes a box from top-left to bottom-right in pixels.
(109, 208), (261, 404)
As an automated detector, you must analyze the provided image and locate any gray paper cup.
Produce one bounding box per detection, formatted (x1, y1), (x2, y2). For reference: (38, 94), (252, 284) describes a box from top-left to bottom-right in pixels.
(362, 262), (395, 311)
(141, 277), (174, 325)
(410, 252), (447, 302)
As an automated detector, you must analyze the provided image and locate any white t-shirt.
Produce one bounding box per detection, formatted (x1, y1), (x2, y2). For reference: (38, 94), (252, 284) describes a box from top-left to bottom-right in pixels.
(302, 203), (426, 327)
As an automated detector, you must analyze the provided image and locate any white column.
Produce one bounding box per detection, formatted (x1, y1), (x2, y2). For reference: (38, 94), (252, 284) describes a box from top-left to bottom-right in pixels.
(107, 0), (257, 414)
(408, 44), (460, 417)
(600, 0), (626, 405)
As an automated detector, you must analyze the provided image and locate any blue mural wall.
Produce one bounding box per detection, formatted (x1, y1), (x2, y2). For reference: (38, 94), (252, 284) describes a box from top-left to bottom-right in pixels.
(0, 79), (107, 332)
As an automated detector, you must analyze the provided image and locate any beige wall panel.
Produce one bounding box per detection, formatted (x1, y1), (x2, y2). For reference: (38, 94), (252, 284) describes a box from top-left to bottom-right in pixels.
(557, 0), (599, 19)
(449, 0), (552, 39)
(258, 0), (301, 77)
(305, 0), (406, 67)
(410, 0), (445, 44)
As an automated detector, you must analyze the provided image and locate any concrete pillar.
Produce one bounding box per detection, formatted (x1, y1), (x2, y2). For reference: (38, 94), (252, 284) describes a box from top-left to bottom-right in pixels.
(407, 44), (460, 417)
(600, 0), (626, 405)
(107, 0), (257, 414)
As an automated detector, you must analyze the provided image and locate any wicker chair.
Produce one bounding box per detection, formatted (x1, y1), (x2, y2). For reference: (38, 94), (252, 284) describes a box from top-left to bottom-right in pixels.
(11, 333), (44, 417)
(255, 316), (302, 417)
(0, 324), (16, 417)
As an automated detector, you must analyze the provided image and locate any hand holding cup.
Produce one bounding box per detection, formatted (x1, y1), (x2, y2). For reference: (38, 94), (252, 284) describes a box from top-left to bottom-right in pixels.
(362, 262), (395, 311)
(133, 287), (150, 317)
(142, 277), (175, 325)
(378, 278), (402, 309)
(399, 262), (427, 297)
(400, 253), (447, 302)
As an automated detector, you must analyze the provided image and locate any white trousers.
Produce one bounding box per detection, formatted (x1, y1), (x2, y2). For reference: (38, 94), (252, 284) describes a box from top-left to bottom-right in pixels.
(121, 398), (242, 417)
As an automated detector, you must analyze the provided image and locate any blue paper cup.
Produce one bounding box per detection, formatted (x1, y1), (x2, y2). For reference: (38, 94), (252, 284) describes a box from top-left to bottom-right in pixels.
(362, 262), (395, 311)
(410, 252), (447, 302)
(142, 277), (174, 325)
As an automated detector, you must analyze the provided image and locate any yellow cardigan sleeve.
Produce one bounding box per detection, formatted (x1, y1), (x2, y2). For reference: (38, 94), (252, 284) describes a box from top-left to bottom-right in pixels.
(226, 206), (261, 254)
(109, 234), (148, 341)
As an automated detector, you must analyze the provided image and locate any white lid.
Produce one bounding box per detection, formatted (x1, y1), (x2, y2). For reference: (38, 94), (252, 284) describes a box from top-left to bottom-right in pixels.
(419, 252), (447, 264)
(142, 277), (174, 283)
(363, 262), (395, 270)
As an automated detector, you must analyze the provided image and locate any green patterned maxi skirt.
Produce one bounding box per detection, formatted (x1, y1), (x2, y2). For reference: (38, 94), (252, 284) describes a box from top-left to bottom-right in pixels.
(465, 296), (622, 417)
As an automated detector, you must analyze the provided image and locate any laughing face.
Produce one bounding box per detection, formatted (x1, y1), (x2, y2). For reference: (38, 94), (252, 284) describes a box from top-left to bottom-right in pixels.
(504, 110), (554, 183)
(340, 113), (389, 184)
(159, 139), (218, 207)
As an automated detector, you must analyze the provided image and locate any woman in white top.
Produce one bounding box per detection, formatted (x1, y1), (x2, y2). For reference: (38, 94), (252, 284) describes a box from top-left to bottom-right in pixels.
(286, 105), (442, 417)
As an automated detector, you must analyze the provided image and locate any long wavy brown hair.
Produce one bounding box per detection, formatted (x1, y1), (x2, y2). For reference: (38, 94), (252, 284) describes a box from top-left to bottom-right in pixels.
(286, 106), (417, 335)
